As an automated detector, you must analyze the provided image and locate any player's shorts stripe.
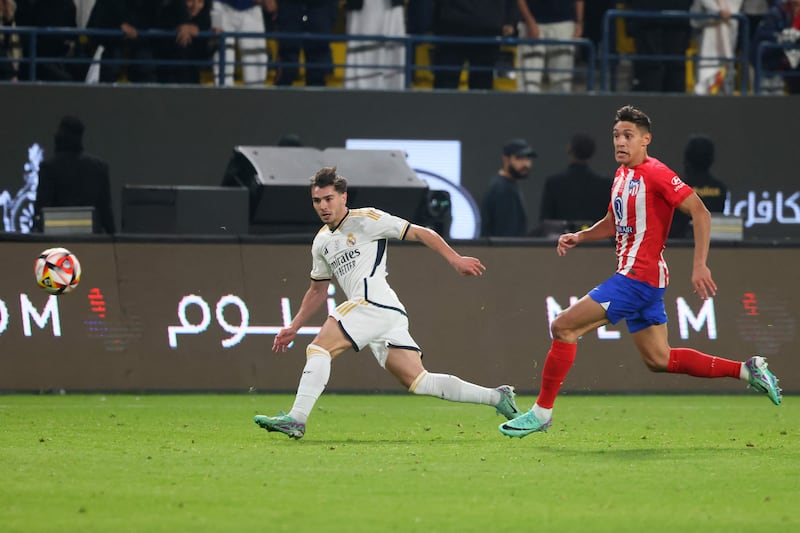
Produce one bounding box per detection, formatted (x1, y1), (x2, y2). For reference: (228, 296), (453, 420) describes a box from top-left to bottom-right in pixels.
(335, 300), (359, 316)
(335, 301), (350, 314)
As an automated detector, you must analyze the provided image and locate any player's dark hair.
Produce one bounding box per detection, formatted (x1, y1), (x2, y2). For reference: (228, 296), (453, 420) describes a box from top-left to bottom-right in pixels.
(311, 166), (348, 193)
(614, 105), (651, 133)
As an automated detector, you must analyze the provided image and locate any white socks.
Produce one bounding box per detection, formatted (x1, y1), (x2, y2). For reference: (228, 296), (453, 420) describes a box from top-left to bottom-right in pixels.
(532, 403), (552, 422)
(289, 344), (332, 423)
(739, 363), (750, 381)
(408, 371), (500, 406)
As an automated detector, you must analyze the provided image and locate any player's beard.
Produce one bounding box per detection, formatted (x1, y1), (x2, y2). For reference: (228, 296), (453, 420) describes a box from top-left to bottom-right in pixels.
(509, 166), (530, 180)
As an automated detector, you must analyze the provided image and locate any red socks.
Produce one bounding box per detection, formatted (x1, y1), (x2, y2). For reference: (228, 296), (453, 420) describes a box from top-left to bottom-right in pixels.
(536, 340), (577, 409)
(535, 345), (740, 409)
(667, 348), (742, 378)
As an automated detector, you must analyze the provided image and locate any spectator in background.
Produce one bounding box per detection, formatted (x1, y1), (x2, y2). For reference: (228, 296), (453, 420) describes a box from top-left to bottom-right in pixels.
(15, 0), (77, 81)
(539, 133), (611, 226)
(431, 0), (518, 90)
(0, 0), (19, 81)
(739, 0), (771, 89)
(34, 116), (116, 235)
(157, 0), (215, 84)
(480, 138), (536, 237)
(406, 0), (433, 87)
(583, 0), (614, 49)
(692, 0), (742, 95)
(742, 0), (771, 40)
(211, 0), (270, 87)
(407, 0), (433, 35)
(87, 0), (161, 83)
(74, 0), (97, 27)
(344, 0), (406, 89)
(72, 0), (99, 80)
(753, 0), (800, 94)
(626, 0), (693, 92)
(273, 0), (338, 86)
(670, 134), (728, 238)
(516, 0), (584, 93)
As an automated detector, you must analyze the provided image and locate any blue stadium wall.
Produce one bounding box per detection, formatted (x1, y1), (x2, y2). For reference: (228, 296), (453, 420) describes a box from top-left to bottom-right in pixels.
(2, 84), (800, 240)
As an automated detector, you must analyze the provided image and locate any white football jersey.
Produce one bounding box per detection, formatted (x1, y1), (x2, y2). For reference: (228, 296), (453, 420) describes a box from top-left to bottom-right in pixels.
(310, 208), (410, 309)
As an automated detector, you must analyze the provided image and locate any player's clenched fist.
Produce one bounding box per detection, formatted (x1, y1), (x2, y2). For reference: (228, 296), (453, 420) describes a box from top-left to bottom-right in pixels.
(453, 256), (486, 276)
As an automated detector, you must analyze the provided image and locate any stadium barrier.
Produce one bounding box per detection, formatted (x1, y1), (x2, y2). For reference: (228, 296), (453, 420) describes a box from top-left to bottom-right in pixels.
(1, 235), (796, 394)
(601, 9), (751, 95)
(0, 26), (595, 91)
(753, 41), (800, 95)
(8, 11), (800, 94)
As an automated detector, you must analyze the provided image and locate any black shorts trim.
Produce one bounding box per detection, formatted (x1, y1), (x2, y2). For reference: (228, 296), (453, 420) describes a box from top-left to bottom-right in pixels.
(337, 320), (359, 352)
(388, 343), (423, 358)
(365, 297), (408, 317)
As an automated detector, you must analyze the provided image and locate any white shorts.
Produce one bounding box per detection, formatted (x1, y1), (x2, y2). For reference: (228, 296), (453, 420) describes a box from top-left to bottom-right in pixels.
(331, 298), (420, 368)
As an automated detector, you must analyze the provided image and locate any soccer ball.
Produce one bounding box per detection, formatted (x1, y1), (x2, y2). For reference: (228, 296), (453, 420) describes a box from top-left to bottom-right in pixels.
(34, 247), (81, 295)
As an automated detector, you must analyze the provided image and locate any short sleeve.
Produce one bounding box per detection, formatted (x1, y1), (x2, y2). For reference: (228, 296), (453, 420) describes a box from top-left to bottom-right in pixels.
(652, 163), (693, 208)
(364, 208), (410, 240)
(310, 237), (332, 281)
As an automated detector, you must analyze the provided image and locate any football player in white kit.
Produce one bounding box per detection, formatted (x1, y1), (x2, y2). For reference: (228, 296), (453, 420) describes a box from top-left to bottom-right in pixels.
(255, 167), (520, 439)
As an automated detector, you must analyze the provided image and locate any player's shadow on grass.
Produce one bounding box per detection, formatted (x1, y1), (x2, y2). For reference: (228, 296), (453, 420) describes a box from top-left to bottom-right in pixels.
(289, 438), (485, 445)
(532, 446), (769, 459)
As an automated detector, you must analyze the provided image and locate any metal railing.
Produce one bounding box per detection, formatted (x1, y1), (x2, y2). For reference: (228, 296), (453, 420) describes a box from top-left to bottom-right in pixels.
(214, 30), (595, 90)
(6, 17), (796, 95)
(0, 26), (596, 90)
(601, 9), (750, 94)
(404, 33), (596, 91)
(753, 40), (800, 95)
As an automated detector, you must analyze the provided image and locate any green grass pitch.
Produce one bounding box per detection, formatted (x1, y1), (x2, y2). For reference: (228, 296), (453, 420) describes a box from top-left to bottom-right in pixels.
(1, 394), (796, 532)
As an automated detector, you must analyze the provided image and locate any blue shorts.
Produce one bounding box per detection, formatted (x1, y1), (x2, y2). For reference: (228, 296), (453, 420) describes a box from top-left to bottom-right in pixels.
(588, 274), (668, 333)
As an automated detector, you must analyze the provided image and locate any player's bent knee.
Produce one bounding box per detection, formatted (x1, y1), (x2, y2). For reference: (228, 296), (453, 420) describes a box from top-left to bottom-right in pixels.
(550, 318), (577, 343)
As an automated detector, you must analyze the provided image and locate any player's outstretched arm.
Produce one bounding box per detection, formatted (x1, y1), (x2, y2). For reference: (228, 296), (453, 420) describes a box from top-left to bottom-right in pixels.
(678, 193), (717, 300)
(273, 280), (329, 353)
(405, 224), (486, 277)
(557, 212), (615, 256)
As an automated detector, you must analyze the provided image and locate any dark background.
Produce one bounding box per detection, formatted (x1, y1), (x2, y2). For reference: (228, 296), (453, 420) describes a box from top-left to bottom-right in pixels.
(1, 84), (799, 240)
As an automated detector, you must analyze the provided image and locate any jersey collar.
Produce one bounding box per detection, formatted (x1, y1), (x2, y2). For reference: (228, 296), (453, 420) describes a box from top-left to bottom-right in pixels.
(329, 208), (351, 232)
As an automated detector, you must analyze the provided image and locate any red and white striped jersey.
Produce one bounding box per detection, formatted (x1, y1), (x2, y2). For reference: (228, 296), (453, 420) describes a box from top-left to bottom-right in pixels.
(609, 157), (693, 288)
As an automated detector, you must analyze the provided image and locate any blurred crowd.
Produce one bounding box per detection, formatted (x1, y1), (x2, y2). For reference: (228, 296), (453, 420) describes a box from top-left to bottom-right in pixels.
(0, 0), (797, 93)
